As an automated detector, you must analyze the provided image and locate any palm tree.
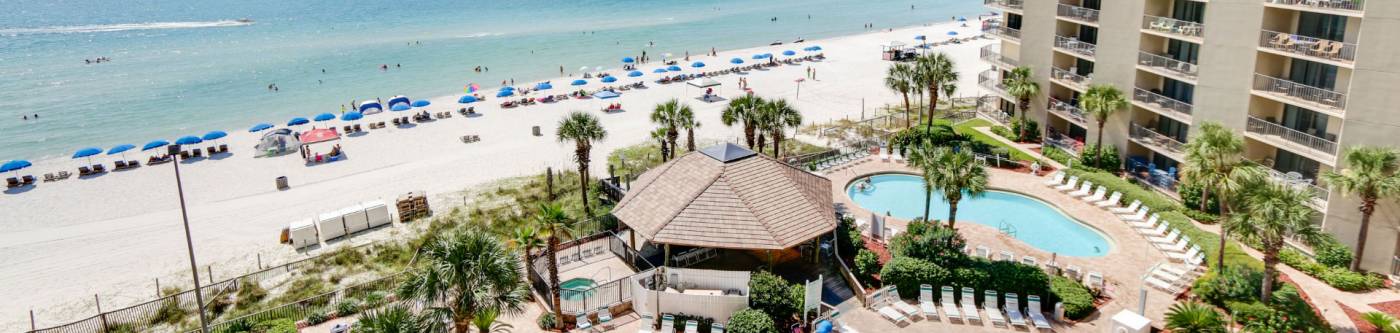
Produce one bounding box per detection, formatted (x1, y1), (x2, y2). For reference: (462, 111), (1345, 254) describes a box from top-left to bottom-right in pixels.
(885, 63), (917, 128)
(759, 99), (803, 158)
(915, 53), (958, 127)
(651, 99), (687, 160)
(509, 225), (544, 295)
(1363, 312), (1400, 333)
(1180, 122), (1261, 270)
(677, 104), (700, 152)
(397, 230), (529, 333)
(1078, 84), (1127, 168)
(904, 141), (941, 221)
(1164, 301), (1226, 333)
(917, 145), (988, 229)
(1226, 182), (1324, 302)
(471, 308), (514, 333)
(649, 127), (670, 160)
(556, 111), (607, 217)
(1003, 66), (1040, 141)
(534, 203), (577, 319)
(1323, 146), (1400, 271)
(722, 95), (765, 149)
(356, 304), (430, 333)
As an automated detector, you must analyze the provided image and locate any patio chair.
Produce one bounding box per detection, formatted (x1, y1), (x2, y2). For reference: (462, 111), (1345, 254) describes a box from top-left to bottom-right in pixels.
(888, 286), (922, 318)
(1068, 181), (1095, 197)
(710, 323), (725, 333)
(1323, 41), (1344, 60)
(684, 320), (698, 333)
(1168, 246), (1203, 262)
(638, 314), (655, 333)
(1004, 293), (1027, 328)
(919, 284), (938, 320)
(960, 287), (981, 324)
(1027, 295), (1052, 330)
(984, 290), (1007, 327)
(597, 307), (613, 330)
(999, 251), (1016, 262)
(1042, 172), (1065, 186)
(1139, 223), (1169, 238)
(1054, 176), (1080, 191)
(1020, 256), (1038, 267)
(879, 151), (890, 162)
(1160, 254), (1206, 277)
(1065, 265), (1082, 280)
(1110, 200), (1142, 214)
(661, 314), (675, 333)
(1085, 272), (1105, 290)
(1120, 207), (1150, 222)
(940, 286), (962, 322)
(576, 311), (595, 332)
(870, 289), (910, 324)
(1129, 214), (1160, 229)
(1159, 236), (1192, 253)
(1081, 186), (1107, 202)
(1149, 229), (1182, 245)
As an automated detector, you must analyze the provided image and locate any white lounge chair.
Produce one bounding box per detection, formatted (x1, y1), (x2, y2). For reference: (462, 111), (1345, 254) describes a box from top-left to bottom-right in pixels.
(638, 314), (655, 333)
(1043, 172), (1065, 186)
(1160, 255), (1206, 277)
(941, 286), (963, 322)
(1158, 236), (1191, 253)
(889, 287), (922, 318)
(984, 290), (1007, 327)
(576, 311), (595, 332)
(1168, 246), (1203, 262)
(1004, 293), (1027, 327)
(710, 323), (725, 333)
(999, 250), (1016, 261)
(1145, 274), (1184, 293)
(919, 284), (938, 320)
(1064, 265), (1082, 280)
(1149, 229), (1182, 245)
(870, 290), (910, 324)
(684, 320), (698, 333)
(661, 314), (675, 333)
(1129, 214), (1160, 229)
(1054, 176), (1080, 191)
(1085, 272), (1105, 290)
(597, 307), (613, 330)
(1021, 256), (1038, 267)
(1081, 186), (1107, 202)
(1068, 182), (1095, 197)
(1120, 207), (1150, 222)
(960, 287), (981, 324)
(1139, 223), (1169, 237)
(1110, 200), (1142, 214)
(1027, 295), (1053, 330)
(892, 153), (904, 163)
(975, 245), (991, 258)
(1094, 192), (1122, 207)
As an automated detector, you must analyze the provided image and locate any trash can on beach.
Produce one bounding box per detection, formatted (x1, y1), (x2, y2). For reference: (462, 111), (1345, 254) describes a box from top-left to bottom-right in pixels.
(276, 176), (289, 190)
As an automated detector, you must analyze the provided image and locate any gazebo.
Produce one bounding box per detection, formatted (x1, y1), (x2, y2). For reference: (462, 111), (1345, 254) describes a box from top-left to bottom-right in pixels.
(612, 143), (837, 267)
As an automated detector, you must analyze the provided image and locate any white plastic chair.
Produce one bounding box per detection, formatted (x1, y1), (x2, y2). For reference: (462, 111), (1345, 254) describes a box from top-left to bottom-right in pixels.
(1043, 172), (1065, 186)
(1110, 200), (1142, 214)
(960, 287), (981, 324)
(1004, 293), (1026, 327)
(1095, 192), (1122, 207)
(1054, 176), (1080, 191)
(941, 286), (963, 322)
(1027, 295), (1052, 330)
(919, 284), (938, 320)
(984, 290), (1007, 327)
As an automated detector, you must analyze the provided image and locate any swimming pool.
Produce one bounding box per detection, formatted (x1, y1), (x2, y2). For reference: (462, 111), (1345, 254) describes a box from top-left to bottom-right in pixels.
(559, 277), (598, 301)
(846, 173), (1111, 257)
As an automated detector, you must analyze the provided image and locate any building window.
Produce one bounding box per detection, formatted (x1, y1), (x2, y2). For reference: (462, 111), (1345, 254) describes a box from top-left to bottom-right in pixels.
(1288, 58), (1338, 90)
(1281, 105), (1332, 139)
(1167, 39), (1199, 63)
(1296, 12), (1347, 42)
(1171, 0), (1206, 23)
(1274, 150), (1321, 179)
(1161, 78), (1195, 104)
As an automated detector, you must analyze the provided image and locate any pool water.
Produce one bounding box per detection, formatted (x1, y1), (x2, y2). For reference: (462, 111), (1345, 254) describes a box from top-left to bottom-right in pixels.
(846, 174), (1111, 257)
(559, 278), (598, 301)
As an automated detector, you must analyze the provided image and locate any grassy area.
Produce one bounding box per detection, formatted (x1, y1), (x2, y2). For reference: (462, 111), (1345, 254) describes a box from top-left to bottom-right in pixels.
(952, 119), (1037, 162)
(608, 138), (827, 176)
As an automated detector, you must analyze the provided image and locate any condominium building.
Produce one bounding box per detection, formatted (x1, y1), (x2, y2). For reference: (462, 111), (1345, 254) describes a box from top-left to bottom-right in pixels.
(978, 0), (1400, 273)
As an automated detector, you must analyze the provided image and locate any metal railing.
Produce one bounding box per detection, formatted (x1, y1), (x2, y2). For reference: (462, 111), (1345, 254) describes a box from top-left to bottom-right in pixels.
(982, 21), (1022, 41)
(1259, 30), (1358, 64)
(1245, 116), (1339, 157)
(976, 95), (1014, 126)
(1252, 74), (1348, 111)
(984, 0), (1024, 10)
(1138, 52), (1198, 80)
(1051, 67), (1091, 90)
(1045, 136), (1083, 157)
(1054, 35), (1097, 58)
(1129, 123), (1186, 157)
(978, 69), (1011, 96)
(1133, 88), (1194, 119)
(1057, 3), (1100, 23)
(1264, 0), (1365, 13)
(1142, 15), (1204, 39)
(1245, 158), (1330, 210)
(980, 44), (1019, 69)
(1046, 97), (1088, 125)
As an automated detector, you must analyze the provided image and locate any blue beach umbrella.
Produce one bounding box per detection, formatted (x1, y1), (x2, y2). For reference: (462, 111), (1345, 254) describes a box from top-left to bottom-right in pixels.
(601, 76), (618, 83)
(751, 54), (766, 59)
(782, 50), (796, 56)
(0, 160), (32, 173)
(497, 90), (514, 97)
(107, 144), (135, 155)
(287, 117), (310, 126)
(341, 112), (363, 121)
(459, 95), (479, 103)
(501, 86), (515, 92)
(621, 57), (635, 64)
(535, 82), (553, 90)
(314, 113), (336, 122)
(202, 131), (227, 141)
(764, 53), (774, 58)
(804, 46), (822, 52)
(947, 31), (958, 36)
(690, 61), (705, 68)
(628, 70), (644, 77)
(571, 79), (588, 86)
(730, 58), (744, 64)
(915, 35), (926, 41)
(390, 104), (412, 112)
(175, 136), (203, 145)
(652, 68), (668, 73)
(958, 16), (968, 21)
(411, 100), (431, 107)
(142, 140), (169, 151)
(667, 65), (682, 72)
(73, 147), (102, 159)
(249, 123), (273, 132)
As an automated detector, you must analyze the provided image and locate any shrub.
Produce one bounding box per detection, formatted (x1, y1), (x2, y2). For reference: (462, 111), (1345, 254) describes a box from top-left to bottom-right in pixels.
(221, 318), (254, 333)
(1194, 265), (1264, 307)
(208, 293), (234, 316)
(1181, 209), (1220, 225)
(306, 308), (331, 325)
(1011, 118), (1041, 142)
(854, 250), (882, 285)
(1312, 235), (1354, 269)
(836, 217), (864, 259)
(1178, 181), (1220, 215)
(322, 246), (367, 267)
(235, 280), (268, 309)
(335, 298), (362, 316)
(271, 276), (330, 306)
(1041, 146), (1074, 166)
(148, 298), (188, 326)
(363, 291), (389, 306)
(727, 308), (777, 333)
(1078, 144), (1120, 171)
(536, 312), (558, 330)
(254, 319), (297, 333)
(1165, 301), (1226, 333)
(1279, 248), (1384, 291)
(748, 270), (803, 322)
(1224, 301), (1274, 325)
(879, 257), (947, 299)
(889, 220), (968, 267)
(991, 125), (1015, 141)
(1050, 276), (1095, 320)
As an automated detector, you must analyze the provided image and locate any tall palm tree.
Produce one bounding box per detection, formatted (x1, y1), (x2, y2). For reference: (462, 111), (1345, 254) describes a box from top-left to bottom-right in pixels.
(1180, 122), (1261, 270)
(722, 95), (765, 149)
(1227, 182), (1324, 302)
(759, 99), (803, 158)
(509, 225), (544, 295)
(1078, 84), (1128, 168)
(1003, 66), (1040, 141)
(397, 230), (529, 333)
(556, 111), (607, 217)
(534, 203), (578, 319)
(885, 63), (917, 128)
(922, 145), (988, 229)
(1324, 146), (1400, 271)
(915, 53), (958, 127)
(649, 127), (670, 161)
(651, 99), (686, 161)
(904, 141), (941, 221)
(1164, 301), (1226, 333)
(677, 104), (700, 152)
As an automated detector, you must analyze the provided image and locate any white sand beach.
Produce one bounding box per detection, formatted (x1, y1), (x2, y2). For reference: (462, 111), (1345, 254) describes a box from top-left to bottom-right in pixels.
(0, 21), (992, 330)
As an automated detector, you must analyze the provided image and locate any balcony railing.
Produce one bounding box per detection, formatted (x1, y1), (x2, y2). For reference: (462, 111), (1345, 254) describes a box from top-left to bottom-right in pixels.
(978, 70), (1010, 96)
(1259, 30), (1358, 64)
(1057, 4), (1100, 23)
(1137, 52), (1198, 81)
(1054, 35), (1097, 58)
(1264, 0), (1365, 13)
(1246, 116), (1339, 157)
(1051, 67), (1091, 90)
(976, 95), (1013, 126)
(1245, 158), (1331, 210)
(980, 44), (1019, 69)
(1252, 74), (1347, 111)
(982, 21), (1022, 41)
(1130, 123), (1186, 157)
(985, 0), (1024, 10)
(1132, 88), (1194, 119)
(1142, 15), (1204, 39)
(1047, 97), (1088, 125)
(1045, 134), (1083, 157)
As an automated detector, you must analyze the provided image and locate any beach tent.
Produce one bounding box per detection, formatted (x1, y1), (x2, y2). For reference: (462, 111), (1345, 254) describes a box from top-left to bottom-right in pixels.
(289, 218), (319, 249)
(386, 95), (411, 109)
(363, 200), (391, 228)
(358, 100), (383, 114)
(496, 90), (514, 98)
(458, 95), (479, 103)
(687, 78), (721, 88)
(339, 203), (371, 234)
(390, 104), (412, 112)
(300, 128), (340, 145)
(255, 129), (300, 155)
(316, 211), (348, 241)
(592, 90), (621, 99)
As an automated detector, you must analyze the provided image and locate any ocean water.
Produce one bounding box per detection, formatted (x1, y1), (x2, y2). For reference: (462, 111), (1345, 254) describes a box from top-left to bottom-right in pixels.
(0, 0), (984, 160)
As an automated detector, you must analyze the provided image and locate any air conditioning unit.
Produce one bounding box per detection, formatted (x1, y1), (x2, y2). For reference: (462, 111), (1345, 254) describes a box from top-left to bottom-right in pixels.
(1108, 310), (1150, 333)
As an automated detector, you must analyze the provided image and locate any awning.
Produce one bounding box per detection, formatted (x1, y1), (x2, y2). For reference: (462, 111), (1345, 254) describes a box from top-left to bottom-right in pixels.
(300, 128), (340, 144)
(687, 78), (721, 88)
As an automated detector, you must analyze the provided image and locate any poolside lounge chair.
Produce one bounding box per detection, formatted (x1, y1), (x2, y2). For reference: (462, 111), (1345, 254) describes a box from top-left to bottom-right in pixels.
(1095, 192), (1123, 207)
(975, 245), (991, 258)
(1027, 295), (1052, 330)
(1146, 273), (1184, 293)
(999, 250), (1016, 262)
(1149, 229), (1181, 245)
(870, 290), (910, 324)
(919, 284), (938, 320)
(1021, 256), (1038, 267)
(597, 307), (613, 329)
(889, 286), (922, 318)
(576, 311), (594, 332)
(1004, 293), (1027, 328)
(1159, 236), (1192, 253)
(1081, 186), (1107, 202)
(1168, 246), (1203, 262)
(710, 323), (724, 333)
(1085, 272), (1105, 290)
(1054, 176), (1080, 192)
(940, 286), (962, 322)
(1064, 265), (1082, 280)
(879, 151), (890, 162)
(984, 290), (1007, 327)
(1042, 172), (1065, 186)
(1130, 214), (1160, 229)
(684, 320), (698, 333)
(1110, 200), (1142, 214)
(1068, 182), (1095, 197)
(661, 314), (675, 333)
(961, 287), (980, 324)
(1160, 254), (1206, 277)
(638, 314), (655, 333)
(1120, 207), (1150, 222)
(1139, 224), (1170, 239)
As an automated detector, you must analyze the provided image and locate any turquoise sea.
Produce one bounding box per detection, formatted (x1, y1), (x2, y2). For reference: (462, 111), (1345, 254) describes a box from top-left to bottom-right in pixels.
(0, 0), (984, 160)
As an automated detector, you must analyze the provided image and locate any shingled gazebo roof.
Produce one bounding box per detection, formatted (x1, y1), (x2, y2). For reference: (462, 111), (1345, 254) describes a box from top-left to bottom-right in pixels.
(612, 143), (837, 250)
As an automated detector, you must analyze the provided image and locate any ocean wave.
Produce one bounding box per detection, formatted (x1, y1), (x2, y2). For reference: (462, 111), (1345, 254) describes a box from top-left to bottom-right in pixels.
(0, 20), (253, 36)
(454, 32), (503, 39)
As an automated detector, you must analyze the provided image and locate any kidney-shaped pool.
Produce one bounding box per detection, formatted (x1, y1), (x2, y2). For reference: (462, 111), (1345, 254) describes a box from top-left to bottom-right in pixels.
(847, 173), (1111, 257)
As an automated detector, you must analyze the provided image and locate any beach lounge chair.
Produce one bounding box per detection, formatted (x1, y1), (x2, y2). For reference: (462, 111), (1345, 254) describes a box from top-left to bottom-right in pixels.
(684, 320), (698, 333)
(57, 171), (70, 179)
(1081, 186), (1107, 202)
(78, 166), (92, 176)
(1139, 223), (1169, 238)
(660, 314), (675, 333)
(984, 290), (1007, 327)
(1027, 295), (1052, 330)
(115, 161), (127, 170)
(1004, 293), (1027, 328)
(1068, 182), (1095, 197)
(597, 307), (613, 329)
(576, 311), (594, 332)
(961, 287), (980, 324)
(919, 284), (938, 320)
(999, 250), (1016, 261)
(5, 177), (19, 188)
(192, 148), (203, 158)
(353, 124), (363, 132)
(22, 175), (34, 185)
(343, 125), (353, 133)
(1054, 176), (1079, 191)
(1149, 229), (1181, 245)
(92, 164), (106, 173)
(1110, 200), (1142, 215)
(889, 286), (922, 318)
(43, 173), (55, 182)
(870, 290), (909, 324)
(1120, 207), (1150, 222)
(1065, 265), (1082, 280)
(940, 286), (962, 322)
(1130, 214), (1160, 229)
(1095, 192), (1123, 208)
(127, 159), (140, 167)
(1159, 236), (1192, 253)
(1042, 172), (1065, 186)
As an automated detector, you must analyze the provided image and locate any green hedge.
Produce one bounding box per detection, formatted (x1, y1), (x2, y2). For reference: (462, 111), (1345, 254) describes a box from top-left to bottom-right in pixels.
(1041, 145), (1074, 166)
(1050, 276), (1094, 320)
(727, 308), (777, 333)
(1279, 249), (1385, 291)
(880, 257), (947, 299)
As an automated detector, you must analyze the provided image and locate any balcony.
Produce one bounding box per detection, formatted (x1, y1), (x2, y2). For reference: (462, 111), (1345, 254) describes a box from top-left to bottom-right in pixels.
(1142, 16), (1204, 42)
(1054, 35), (1096, 59)
(976, 95), (1013, 126)
(1057, 4), (1100, 24)
(978, 70), (1013, 100)
(985, 0), (1024, 12)
(1251, 74), (1347, 114)
(1259, 30), (1357, 67)
(1246, 159), (1331, 211)
(1245, 116), (1338, 162)
(1132, 88), (1194, 122)
(1045, 134), (1084, 157)
(1047, 97), (1088, 126)
(1051, 67), (1091, 91)
(1262, 0), (1364, 17)
(980, 44), (1018, 69)
(1137, 52), (1198, 82)
(1129, 123), (1186, 160)
(982, 21), (1021, 42)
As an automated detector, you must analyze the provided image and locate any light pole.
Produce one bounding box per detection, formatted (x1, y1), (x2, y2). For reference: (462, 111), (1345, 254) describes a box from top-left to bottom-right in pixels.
(168, 144), (211, 333)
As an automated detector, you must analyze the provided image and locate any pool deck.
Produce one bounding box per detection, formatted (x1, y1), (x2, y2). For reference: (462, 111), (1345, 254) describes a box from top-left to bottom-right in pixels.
(558, 253), (637, 286)
(824, 156), (1181, 329)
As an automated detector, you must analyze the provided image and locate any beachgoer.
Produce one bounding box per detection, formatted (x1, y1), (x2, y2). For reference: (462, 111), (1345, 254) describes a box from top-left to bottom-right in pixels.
(22, 115), (27, 120)
(396, 63), (400, 69)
